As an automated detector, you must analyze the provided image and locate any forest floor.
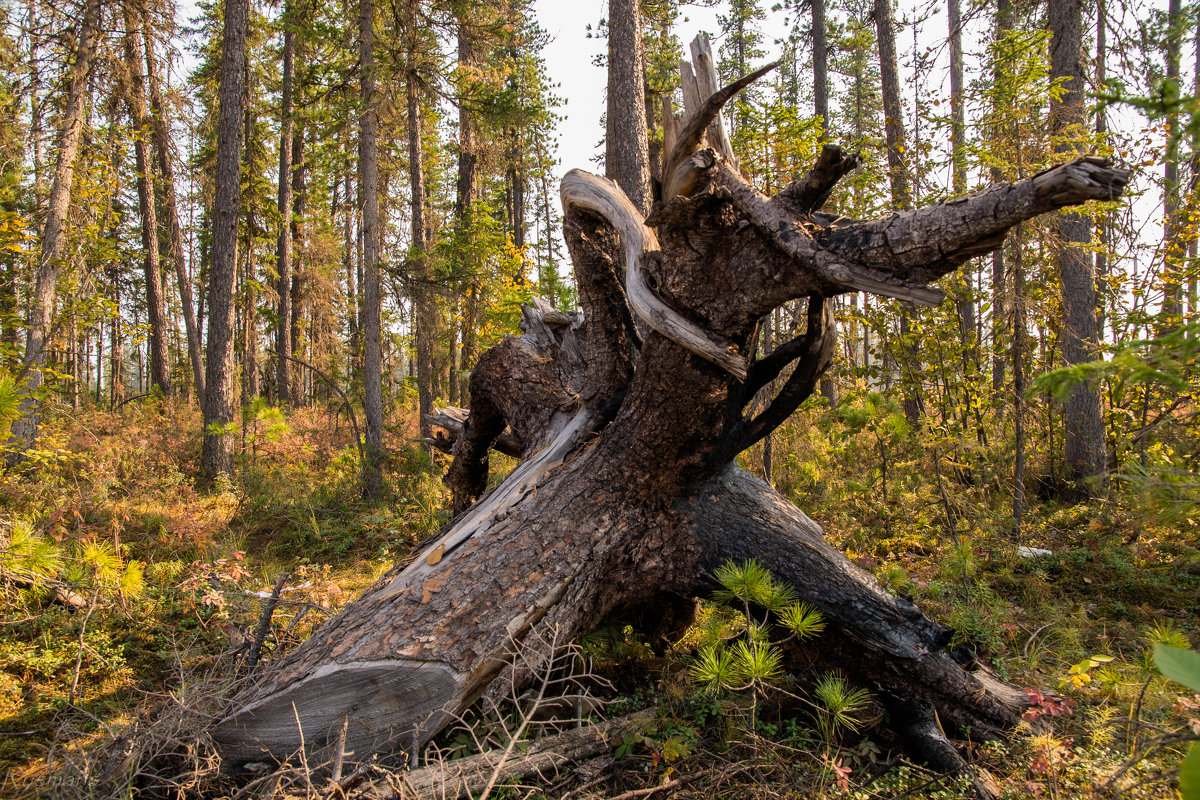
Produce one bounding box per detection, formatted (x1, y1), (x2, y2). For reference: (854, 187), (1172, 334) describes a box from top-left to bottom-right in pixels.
(0, 395), (1197, 799)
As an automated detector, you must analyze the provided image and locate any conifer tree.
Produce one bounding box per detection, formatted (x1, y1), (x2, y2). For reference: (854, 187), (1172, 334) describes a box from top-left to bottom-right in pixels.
(1050, 0), (1106, 492)
(200, 0), (250, 483)
(9, 0), (102, 457)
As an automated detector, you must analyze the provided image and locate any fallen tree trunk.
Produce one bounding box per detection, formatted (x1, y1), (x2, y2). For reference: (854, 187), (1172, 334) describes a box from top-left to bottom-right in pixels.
(212, 45), (1127, 790)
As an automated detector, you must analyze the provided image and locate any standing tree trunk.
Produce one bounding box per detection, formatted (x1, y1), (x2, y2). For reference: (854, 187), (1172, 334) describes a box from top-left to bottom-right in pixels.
(812, 0), (836, 407)
(989, 0), (1011, 395)
(212, 53), (1127, 793)
(1012, 232), (1026, 540)
(873, 0), (921, 427)
(1094, 0), (1109, 340)
(289, 128), (306, 402)
(200, 0), (249, 484)
(606, 0), (652, 216)
(143, 20), (204, 402)
(275, 4), (294, 406)
(121, 0), (170, 398)
(343, 166), (357, 378)
(1190, 10), (1200, 323)
(359, 0), (384, 497)
(454, 13), (478, 405)
(407, 51), (435, 446)
(812, 0), (827, 127)
(1050, 0), (1106, 492)
(8, 0), (102, 456)
(948, 0), (976, 391)
(1162, 0), (1184, 323)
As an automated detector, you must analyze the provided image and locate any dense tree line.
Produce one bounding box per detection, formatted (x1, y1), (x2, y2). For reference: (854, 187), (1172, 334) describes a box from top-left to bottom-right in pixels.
(0, 0), (1196, 518)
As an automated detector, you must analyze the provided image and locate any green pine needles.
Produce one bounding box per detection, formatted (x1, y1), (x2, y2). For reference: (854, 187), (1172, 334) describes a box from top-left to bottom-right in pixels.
(813, 672), (871, 743)
(689, 559), (870, 745)
(692, 559), (826, 695)
(2, 519), (144, 604)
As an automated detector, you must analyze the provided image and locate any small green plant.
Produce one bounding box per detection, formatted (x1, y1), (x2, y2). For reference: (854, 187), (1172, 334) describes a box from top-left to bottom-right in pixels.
(1, 520), (63, 584)
(1059, 654), (1115, 690)
(0, 370), (22, 431)
(813, 671), (871, 745)
(689, 560), (830, 730)
(876, 563), (914, 596)
(242, 398), (290, 463)
(1060, 652), (1113, 690)
(1148, 620), (1192, 651)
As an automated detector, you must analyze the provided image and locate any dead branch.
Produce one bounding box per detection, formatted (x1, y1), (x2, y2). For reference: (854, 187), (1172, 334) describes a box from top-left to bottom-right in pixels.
(244, 571), (289, 673)
(365, 711), (654, 800)
(776, 143), (863, 216)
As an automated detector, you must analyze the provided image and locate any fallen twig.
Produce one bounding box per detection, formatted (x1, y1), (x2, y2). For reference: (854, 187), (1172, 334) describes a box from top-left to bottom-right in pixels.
(367, 710), (655, 800)
(244, 571), (289, 672)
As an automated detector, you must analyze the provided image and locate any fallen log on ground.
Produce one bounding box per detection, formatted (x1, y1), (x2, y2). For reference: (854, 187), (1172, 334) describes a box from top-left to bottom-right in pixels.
(211, 36), (1128, 798)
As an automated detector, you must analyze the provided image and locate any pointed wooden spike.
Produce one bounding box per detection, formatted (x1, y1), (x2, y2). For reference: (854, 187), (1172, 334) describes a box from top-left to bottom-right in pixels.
(679, 56), (701, 125)
(662, 95), (678, 171)
(689, 34), (736, 165)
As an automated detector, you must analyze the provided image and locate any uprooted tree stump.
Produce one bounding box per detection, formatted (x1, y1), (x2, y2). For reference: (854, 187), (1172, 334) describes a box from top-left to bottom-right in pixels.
(211, 54), (1127, 795)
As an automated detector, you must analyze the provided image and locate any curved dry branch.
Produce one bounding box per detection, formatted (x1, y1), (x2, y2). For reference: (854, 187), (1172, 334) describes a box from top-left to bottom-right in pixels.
(744, 324), (820, 398)
(707, 165), (947, 306)
(721, 296), (836, 460)
(561, 169), (749, 379)
(817, 157), (1132, 287)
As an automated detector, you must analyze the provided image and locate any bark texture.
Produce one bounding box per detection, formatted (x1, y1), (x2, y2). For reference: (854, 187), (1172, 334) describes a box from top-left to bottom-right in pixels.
(359, 0), (384, 498)
(605, 0), (652, 216)
(144, 22), (204, 401)
(1050, 0), (1106, 491)
(212, 53), (1127, 788)
(121, 0), (170, 397)
(407, 66), (434, 445)
(200, 0), (249, 482)
(275, 5), (295, 406)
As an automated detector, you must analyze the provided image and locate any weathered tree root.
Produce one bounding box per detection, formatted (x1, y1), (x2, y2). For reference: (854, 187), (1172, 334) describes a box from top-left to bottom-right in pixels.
(211, 54), (1125, 800)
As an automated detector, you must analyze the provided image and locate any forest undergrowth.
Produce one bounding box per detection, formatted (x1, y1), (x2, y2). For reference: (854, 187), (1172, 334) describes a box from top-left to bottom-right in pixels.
(0, 391), (1197, 799)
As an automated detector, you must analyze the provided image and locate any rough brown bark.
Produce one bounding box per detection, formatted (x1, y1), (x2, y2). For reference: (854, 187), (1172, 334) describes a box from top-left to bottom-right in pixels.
(212, 58), (1127, 787)
(812, 0), (827, 126)
(948, 0), (975, 375)
(606, 0), (652, 216)
(275, 4), (295, 406)
(990, 0), (1010, 394)
(873, 0), (909, 211)
(200, 0), (249, 483)
(359, 0), (384, 497)
(143, 21), (204, 402)
(872, 0), (922, 428)
(121, 0), (170, 398)
(454, 13), (478, 403)
(812, 0), (836, 407)
(1162, 0), (1184, 322)
(289, 128), (306, 400)
(407, 60), (434, 445)
(1050, 0), (1106, 491)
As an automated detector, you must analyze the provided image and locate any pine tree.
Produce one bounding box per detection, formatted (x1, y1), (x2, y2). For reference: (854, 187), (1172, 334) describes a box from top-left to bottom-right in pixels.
(200, 0), (250, 483)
